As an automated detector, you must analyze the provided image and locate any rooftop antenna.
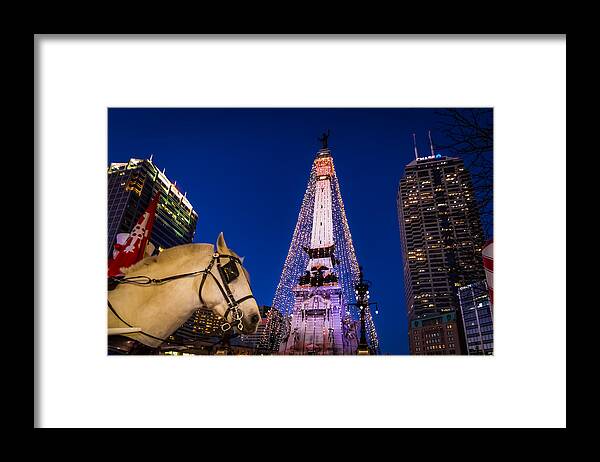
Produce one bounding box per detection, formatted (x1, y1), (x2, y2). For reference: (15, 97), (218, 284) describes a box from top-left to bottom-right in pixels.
(412, 133), (419, 160)
(428, 130), (435, 157)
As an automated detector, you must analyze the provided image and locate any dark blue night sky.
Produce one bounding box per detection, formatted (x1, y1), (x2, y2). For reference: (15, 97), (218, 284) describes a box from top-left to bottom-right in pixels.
(108, 108), (486, 355)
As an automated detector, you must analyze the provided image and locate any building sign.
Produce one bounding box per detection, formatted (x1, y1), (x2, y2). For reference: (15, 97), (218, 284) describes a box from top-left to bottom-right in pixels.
(417, 154), (443, 161)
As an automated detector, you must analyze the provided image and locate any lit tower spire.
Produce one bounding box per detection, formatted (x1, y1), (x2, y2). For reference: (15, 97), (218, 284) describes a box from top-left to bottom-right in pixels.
(263, 131), (380, 354)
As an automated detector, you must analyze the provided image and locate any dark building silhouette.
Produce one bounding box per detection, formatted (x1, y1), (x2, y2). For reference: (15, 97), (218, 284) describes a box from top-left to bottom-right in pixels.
(164, 305), (278, 355)
(409, 311), (461, 355)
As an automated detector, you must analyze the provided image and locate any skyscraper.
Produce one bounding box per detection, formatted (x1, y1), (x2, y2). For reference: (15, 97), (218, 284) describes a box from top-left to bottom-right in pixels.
(107, 157), (200, 355)
(397, 144), (485, 355)
(107, 157), (198, 256)
(264, 133), (379, 355)
(458, 281), (494, 355)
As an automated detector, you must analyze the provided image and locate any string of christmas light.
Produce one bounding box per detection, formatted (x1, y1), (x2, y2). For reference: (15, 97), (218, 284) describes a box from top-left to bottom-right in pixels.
(262, 147), (381, 353)
(364, 305), (380, 353)
(330, 163), (380, 352)
(329, 163), (360, 316)
(260, 163), (317, 350)
(271, 162), (317, 316)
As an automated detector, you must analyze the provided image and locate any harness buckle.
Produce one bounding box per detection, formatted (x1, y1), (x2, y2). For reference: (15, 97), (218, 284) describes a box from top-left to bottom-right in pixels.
(221, 323), (231, 332)
(233, 309), (243, 321)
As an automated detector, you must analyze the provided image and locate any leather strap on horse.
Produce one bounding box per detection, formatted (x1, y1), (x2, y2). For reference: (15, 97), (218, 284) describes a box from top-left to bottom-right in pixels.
(107, 252), (257, 344)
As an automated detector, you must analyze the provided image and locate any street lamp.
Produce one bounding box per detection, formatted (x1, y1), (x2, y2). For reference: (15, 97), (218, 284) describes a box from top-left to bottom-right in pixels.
(351, 267), (378, 355)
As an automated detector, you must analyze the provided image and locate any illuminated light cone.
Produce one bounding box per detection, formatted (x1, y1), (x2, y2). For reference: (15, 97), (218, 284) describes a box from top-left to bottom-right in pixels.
(262, 131), (380, 354)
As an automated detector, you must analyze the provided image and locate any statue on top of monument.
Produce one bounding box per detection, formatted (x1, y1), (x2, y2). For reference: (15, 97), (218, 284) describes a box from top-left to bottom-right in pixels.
(318, 129), (330, 149)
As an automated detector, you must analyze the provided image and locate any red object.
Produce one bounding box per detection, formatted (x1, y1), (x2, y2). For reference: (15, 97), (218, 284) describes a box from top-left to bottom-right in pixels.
(482, 240), (493, 306)
(108, 193), (160, 277)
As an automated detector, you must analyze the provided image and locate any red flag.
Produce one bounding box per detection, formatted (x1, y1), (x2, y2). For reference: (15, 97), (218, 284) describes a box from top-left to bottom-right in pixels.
(482, 240), (493, 306)
(108, 192), (160, 277)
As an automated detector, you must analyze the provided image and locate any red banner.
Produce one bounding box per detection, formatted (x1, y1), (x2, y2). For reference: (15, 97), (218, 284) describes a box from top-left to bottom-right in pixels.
(482, 240), (493, 306)
(108, 192), (160, 277)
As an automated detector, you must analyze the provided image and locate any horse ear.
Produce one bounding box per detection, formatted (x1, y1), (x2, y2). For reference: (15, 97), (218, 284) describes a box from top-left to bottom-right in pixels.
(240, 256), (245, 264)
(217, 232), (228, 254)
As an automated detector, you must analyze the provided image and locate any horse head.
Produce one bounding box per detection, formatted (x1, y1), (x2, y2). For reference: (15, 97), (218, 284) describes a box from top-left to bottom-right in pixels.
(107, 233), (261, 349)
(207, 232), (261, 334)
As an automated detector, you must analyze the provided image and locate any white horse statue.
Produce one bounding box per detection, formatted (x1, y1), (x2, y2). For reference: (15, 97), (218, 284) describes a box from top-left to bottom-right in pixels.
(107, 233), (261, 352)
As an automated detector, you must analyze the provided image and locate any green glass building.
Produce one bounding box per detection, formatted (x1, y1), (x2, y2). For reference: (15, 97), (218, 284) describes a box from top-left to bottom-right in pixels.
(107, 157), (198, 256)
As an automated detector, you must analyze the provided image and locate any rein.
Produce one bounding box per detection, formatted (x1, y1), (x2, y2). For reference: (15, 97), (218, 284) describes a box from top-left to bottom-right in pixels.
(107, 252), (256, 344)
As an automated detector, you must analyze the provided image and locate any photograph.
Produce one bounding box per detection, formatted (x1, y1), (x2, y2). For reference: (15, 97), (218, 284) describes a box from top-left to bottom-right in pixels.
(35, 35), (565, 429)
(106, 108), (494, 356)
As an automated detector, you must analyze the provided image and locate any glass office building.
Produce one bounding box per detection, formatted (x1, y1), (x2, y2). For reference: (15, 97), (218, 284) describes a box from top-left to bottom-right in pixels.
(107, 157), (198, 256)
(458, 280), (494, 355)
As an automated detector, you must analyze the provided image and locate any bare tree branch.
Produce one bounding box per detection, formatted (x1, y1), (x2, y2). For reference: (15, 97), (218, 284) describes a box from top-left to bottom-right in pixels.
(435, 108), (493, 240)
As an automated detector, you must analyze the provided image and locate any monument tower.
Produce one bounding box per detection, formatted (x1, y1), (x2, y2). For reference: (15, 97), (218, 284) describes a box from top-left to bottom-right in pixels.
(262, 131), (379, 354)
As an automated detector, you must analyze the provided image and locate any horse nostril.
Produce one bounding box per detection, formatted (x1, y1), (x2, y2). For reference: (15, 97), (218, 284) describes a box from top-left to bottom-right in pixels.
(251, 314), (260, 324)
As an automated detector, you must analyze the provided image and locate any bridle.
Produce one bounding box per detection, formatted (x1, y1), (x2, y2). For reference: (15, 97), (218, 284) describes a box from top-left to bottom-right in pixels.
(197, 252), (256, 332)
(107, 252), (256, 343)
